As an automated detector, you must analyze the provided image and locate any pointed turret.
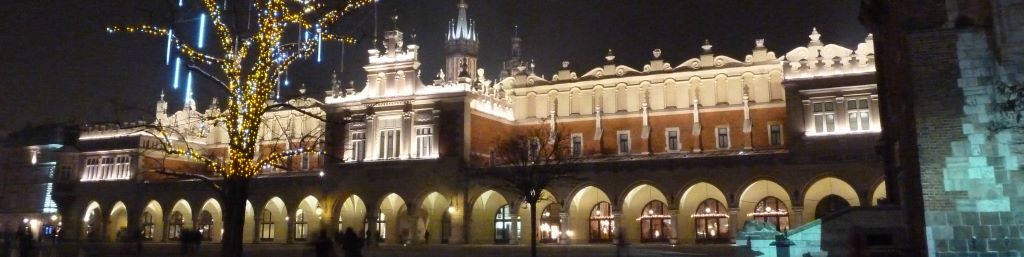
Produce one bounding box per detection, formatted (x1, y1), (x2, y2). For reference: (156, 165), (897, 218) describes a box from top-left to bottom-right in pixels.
(156, 90), (168, 122)
(444, 0), (479, 82)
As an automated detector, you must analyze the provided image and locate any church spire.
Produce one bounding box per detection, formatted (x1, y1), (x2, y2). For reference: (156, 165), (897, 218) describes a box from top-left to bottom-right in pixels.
(447, 0), (476, 41)
(444, 0), (479, 82)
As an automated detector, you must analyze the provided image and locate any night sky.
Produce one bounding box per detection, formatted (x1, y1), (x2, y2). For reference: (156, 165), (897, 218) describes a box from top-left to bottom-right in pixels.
(0, 0), (866, 131)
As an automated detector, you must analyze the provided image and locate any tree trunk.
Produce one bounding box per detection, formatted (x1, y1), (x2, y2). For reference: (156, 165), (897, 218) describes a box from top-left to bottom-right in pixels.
(221, 178), (250, 257)
(529, 200), (538, 257)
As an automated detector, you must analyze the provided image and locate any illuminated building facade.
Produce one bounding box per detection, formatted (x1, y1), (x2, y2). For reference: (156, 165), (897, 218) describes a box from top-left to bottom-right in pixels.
(54, 1), (887, 248)
(0, 124), (68, 240)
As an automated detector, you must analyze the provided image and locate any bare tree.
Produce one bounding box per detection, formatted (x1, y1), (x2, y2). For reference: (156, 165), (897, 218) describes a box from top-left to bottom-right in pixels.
(477, 124), (581, 257)
(106, 0), (372, 255)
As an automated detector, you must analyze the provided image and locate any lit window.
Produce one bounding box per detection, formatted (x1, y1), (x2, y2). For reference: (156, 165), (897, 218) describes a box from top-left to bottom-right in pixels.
(666, 129), (680, 152)
(812, 101), (836, 133)
(350, 132), (365, 161)
(300, 153), (310, 170)
(750, 197), (790, 232)
(142, 212), (155, 240)
(199, 211), (214, 241)
(169, 211), (184, 240)
(528, 137), (541, 161)
(716, 127), (730, 149)
(639, 200), (671, 242)
(847, 98), (871, 131)
(494, 205), (515, 244)
(571, 134), (583, 157)
(618, 131), (630, 154)
(83, 158), (99, 181)
(693, 199), (729, 242)
(589, 201), (615, 242)
(379, 129), (401, 159)
(769, 124), (783, 146)
(260, 209), (275, 241)
(416, 127), (433, 158)
(294, 209), (307, 240)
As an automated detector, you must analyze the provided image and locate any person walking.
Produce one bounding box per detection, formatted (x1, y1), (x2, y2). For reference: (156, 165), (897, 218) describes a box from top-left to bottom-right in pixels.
(423, 231), (430, 245)
(340, 227), (363, 257)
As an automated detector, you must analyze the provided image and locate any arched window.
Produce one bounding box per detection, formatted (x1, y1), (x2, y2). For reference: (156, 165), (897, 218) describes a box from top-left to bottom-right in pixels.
(294, 209), (308, 240)
(199, 211), (214, 241)
(814, 195), (850, 219)
(441, 210), (451, 244)
(141, 212), (155, 241)
(376, 211), (386, 241)
(494, 204), (513, 244)
(638, 200), (671, 242)
(751, 196), (790, 232)
(169, 211), (184, 240)
(589, 201), (615, 242)
(260, 209), (275, 241)
(692, 199), (729, 243)
(538, 205), (561, 243)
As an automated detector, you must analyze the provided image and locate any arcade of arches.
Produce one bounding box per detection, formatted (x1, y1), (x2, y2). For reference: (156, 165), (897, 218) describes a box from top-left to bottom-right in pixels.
(73, 177), (884, 245)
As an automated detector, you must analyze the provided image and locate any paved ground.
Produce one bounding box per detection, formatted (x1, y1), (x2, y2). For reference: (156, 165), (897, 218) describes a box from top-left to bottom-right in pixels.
(3, 242), (742, 257)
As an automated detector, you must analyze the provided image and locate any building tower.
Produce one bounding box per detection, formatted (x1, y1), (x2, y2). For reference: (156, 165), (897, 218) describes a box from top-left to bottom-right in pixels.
(445, 0), (478, 82)
(500, 25), (530, 79)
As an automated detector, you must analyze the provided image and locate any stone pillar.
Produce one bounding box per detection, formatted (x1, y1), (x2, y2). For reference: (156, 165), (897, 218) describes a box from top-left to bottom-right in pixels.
(668, 211), (680, 245)
(728, 208), (740, 243)
(789, 206), (803, 230)
(448, 197), (465, 245)
(285, 215), (294, 244)
(365, 211), (378, 246)
(612, 210), (624, 244)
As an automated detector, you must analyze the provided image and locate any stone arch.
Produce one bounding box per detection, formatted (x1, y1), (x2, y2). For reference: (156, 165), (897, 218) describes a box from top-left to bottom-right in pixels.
(199, 199), (223, 242)
(140, 200), (164, 241)
(337, 195), (367, 236)
(802, 177), (861, 222)
(293, 195), (321, 241)
(82, 201), (103, 241)
(622, 184), (670, 243)
(259, 197), (288, 243)
(169, 199), (193, 240)
(518, 189), (558, 244)
(376, 193), (408, 244)
(872, 181), (887, 206)
(470, 190), (510, 244)
(738, 179), (792, 230)
(567, 185), (613, 244)
(108, 201), (128, 242)
(678, 182), (729, 243)
(417, 192), (449, 244)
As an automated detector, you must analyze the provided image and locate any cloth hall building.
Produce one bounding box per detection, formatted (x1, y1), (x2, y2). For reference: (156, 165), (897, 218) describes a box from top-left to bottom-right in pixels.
(52, 1), (888, 247)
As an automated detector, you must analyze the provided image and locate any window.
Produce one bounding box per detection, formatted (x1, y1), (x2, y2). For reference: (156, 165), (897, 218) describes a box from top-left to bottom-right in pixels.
(294, 209), (308, 240)
(847, 98), (871, 131)
(83, 158), (99, 181)
(416, 127), (433, 158)
(300, 153), (310, 170)
(693, 199), (730, 243)
(375, 211), (387, 241)
(666, 128), (680, 152)
(571, 134), (583, 157)
(812, 101), (836, 133)
(639, 200), (671, 242)
(589, 201), (615, 242)
(142, 212), (155, 240)
(101, 157), (114, 179)
(538, 205), (561, 243)
(199, 211), (214, 241)
(379, 129), (401, 159)
(350, 132), (365, 161)
(769, 124), (783, 146)
(169, 211), (185, 240)
(716, 127), (730, 149)
(85, 209), (100, 240)
(114, 155), (131, 179)
(617, 131), (630, 154)
(494, 205), (514, 244)
(260, 209), (275, 241)
(751, 197), (790, 232)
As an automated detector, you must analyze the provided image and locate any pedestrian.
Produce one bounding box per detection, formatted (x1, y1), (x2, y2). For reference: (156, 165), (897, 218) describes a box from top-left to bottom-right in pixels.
(313, 230), (334, 257)
(179, 230), (189, 256)
(423, 230), (430, 245)
(192, 230), (202, 252)
(340, 227), (363, 257)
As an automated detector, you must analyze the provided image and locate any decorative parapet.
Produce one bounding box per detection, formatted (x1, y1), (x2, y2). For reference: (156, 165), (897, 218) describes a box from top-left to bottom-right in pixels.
(782, 28), (876, 80)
